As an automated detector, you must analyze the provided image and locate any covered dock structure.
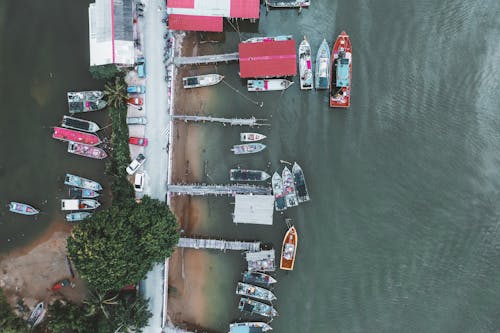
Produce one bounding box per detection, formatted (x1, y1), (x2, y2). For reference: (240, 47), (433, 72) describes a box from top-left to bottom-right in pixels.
(233, 195), (274, 225)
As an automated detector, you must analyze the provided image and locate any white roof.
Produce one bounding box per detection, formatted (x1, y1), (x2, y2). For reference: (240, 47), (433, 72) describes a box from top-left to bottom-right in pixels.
(233, 195), (274, 225)
(245, 249), (275, 261)
(167, 0), (231, 17)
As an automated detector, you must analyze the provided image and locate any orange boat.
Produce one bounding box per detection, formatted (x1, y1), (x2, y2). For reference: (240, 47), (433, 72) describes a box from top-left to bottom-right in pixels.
(52, 127), (101, 146)
(280, 226), (298, 270)
(330, 31), (352, 108)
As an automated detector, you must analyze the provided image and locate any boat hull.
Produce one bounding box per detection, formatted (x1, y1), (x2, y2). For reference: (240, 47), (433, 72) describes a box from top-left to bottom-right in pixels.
(52, 127), (101, 146)
(330, 31), (352, 108)
(266, 0), (310, 8)
(230, 169), (271, 182)
(238, 297), (279, 317)
(280, 226), (297, 270)
(183, 74), (224, 88)
(292, 162), (310, 203)
(240, 132), (266, 142)
(272, 172), (287, 211)
(67, 142), (107, 159)
(69, 187), (99, 198)
(64, 173), (102, 191)
(61, 115), (100, 133)
(27, 302), (45, 328)
(8, 202), (39, 215)
(282, 166), (298, 207)
(231, 143), (266, 155)
(242, 271), (277, 287)
(229, 322), (273, 333)
(66, 212), (92, 222)
(298, 37), (314, 90)
(315, 39), (330, 90)
(236, 282), (277, 302)
(61, 199), (100, 211)
(247, 79), (293, 92)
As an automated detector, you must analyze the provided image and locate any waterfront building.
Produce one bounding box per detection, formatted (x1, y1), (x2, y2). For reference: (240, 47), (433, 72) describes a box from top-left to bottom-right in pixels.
(88, 0), (134, 66)
(167, 0), (260, 32)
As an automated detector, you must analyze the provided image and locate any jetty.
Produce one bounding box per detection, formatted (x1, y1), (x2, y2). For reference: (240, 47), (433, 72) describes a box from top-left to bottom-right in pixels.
(171, 115), (268, 127)
(167, 184), (272, 196)
(173, 52), (239, 66)
(178, 237), (261, 252)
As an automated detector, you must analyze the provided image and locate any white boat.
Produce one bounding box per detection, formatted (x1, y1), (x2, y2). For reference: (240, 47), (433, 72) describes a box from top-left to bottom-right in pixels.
(315, 39), (330, 90)
(282, 166), (298, 207)
(247, 79), (293, 92)
(272, 172), (287, 211)
(61, 115), (100, 133)
(298, 36), (314, 90)
(64, 173), (103, 191)
(67, 91), (104, 102)
(266, 0), (310, 8)
(182, 74), (224, 88)
(240, 132), (266, 142)
(27, 302), (46, 328)
(236, 282), (277, 302)
(231, 143), (266, 155)
(61, 199), (100, 211)
(229, 322), (273, 333)
(242, 35), (292, 43)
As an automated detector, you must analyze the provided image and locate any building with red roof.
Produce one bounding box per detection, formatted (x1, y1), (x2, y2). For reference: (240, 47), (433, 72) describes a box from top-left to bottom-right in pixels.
(167, 0), (259, 32)
(239, 39), (297, 78)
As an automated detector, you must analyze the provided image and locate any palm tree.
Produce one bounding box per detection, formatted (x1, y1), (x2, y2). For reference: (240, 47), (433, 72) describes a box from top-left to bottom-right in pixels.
(104, 76), (127, 108)
(84, 289), (120, 319)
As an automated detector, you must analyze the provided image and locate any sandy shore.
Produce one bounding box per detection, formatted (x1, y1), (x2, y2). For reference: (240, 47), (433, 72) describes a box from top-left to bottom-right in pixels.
(0, 219), (86, 311)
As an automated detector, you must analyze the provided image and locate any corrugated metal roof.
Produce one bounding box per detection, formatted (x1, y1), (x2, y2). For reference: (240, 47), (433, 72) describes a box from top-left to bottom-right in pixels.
(233, 195), (274, 225)
(167, 0), (195, 9)
(169, 14), (223, 32)
(239, 40), (297, 78)
(230, 0), (260, 18)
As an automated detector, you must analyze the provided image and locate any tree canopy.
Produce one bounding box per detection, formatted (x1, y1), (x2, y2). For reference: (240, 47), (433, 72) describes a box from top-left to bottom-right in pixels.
(67, 197), (179, 292)
(89, 64), (121, 80)
(0, 289), (26, 333)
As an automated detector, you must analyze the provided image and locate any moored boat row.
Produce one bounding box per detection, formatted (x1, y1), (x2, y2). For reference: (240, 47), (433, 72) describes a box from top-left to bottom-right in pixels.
(272, 162), (310, 211)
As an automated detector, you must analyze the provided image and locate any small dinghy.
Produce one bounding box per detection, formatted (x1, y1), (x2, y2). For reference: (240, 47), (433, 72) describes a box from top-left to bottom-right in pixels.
(8, 202), (39, 215)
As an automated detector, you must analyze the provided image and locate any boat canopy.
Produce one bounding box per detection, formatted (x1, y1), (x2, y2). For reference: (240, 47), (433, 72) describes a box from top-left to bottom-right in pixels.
(336, 58), (350, 87)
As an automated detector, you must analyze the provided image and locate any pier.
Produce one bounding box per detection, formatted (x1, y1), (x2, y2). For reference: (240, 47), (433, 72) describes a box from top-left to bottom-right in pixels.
(178, 237), (261, 252)
(173, 52), (239, 66)
(167, 184), (272, 196)
(171, 115), (268, 127)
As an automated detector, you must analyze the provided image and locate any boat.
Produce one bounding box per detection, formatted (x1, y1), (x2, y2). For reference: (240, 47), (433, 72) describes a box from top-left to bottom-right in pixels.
(315, 39), (330, 90)
(292, 162), (310, 203)
(246, 250), (276, 272)
(298, 36), (314, 90)
(67, 142), (107, 159)
(64, 173), (102, 191)
(242, 35), (292, 43)
(231, 143), (266, 155)
(265, 0), (310, 8)
(271, 172), (287, 211)
(242, 271), (277, 287)
(61, 199), (100, 211)
(69, 187), (99, 198)
(67, 91), (107, 114)
(247, 79), (293, 92)
(282, 167), (298, 207)
(61, 115), (100, 133)
(280, 226), (298, 270)
(238, 297), (278, 318)
(240, 132), (266, 142)
(51, 278), (71, 291)
(27, 302), (45, 328)
(52, 127), (101, 146)
(66, 211), (92, 222)
(330, 31), (352, 108)
(8, 202), (39, 215)
(236, 282), (277, 302)
(229, 322), (273, 333)
(230, 169), (271, 182)
(67, 91), (104, 102)
(182, 74), (224, 89)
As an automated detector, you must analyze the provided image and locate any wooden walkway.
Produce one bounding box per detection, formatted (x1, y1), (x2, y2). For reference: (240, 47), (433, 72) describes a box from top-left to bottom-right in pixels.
(173, 52), (239, 66)
(171, 115), (268, 127)
(178, 237), (261, 252)
(167, 184), (272, 196)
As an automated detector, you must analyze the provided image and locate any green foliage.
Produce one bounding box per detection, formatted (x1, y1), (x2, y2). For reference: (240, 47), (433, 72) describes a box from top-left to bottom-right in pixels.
(45, 300), (93, 333)
(104, 76), (127, 109)
(0, 289), (27, 333)
(105, 105), (134, 203)
(67, 197), (179, 292)
(89, 64), (121, 80)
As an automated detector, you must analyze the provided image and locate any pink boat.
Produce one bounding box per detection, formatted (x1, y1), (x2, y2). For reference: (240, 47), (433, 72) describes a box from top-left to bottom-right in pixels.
(52, 127), (101, 146)
(67, 142), (107, 160)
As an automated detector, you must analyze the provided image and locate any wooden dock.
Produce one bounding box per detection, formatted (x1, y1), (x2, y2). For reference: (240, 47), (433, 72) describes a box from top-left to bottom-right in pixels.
(173, 52), (239, 66)
(178, 237), (261, 252)
(171, 115), (268, 127)
(167, 184), (272, 196)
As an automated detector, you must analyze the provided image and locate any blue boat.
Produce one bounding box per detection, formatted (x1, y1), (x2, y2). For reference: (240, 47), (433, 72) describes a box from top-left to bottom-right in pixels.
(66, 212), (92, 222)
(315, 39), (330, 90)
(69, 187), (100, 199)
(229, 322), (273, 333)
(64, 174), (102, 191)
(8, 202), (39, 216)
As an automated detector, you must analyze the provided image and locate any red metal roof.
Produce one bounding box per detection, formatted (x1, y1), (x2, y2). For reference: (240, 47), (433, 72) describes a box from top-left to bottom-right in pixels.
(230, 0), (260, 19)
(238, 40), (297, 78)
(167, 0), (195, 9)
(168, 14), (223, 32)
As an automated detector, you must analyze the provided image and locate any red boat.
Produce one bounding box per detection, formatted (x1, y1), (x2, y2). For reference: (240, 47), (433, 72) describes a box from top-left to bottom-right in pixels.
(127, 97), (143, 106)
(330, 31), (352, 108)
(129, 137), (148, 146)
(51, 279), (70, 291)
(52, 127), (101, 146)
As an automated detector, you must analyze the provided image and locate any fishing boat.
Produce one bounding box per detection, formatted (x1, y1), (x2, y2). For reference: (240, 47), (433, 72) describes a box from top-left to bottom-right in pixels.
(27, 302), (45, 328)
(240, 132), (266, 142)
(67, 142), (107, 159)
(64, 173), (102, 191)
(182, 74), (224, 88)
(236, 282), (277, 302)
(8, 202), (39, 215)
(292, 162), (310, 203)
(246, 250), (276, 272)
(67, 91), (104, 102)
(265, 0), (310, 8)
(330, 31), (352, 108)
(243, 35), (292, 43)
(247, 79), (293, 92)
(230, 169), (271, 182)
(69, 187), (99, 199)
(229, 322), (273, 333)
(61, 115), (100, 133)
(61, 199), (100, 211)
(315, 39), (330, 90)
(66, 211), (92, 222)
(67, 91), (107, 114)
(298, 36), (313, 90)
(52, 127), (101, 146)
(238, 297), (278, 318)
(282, 167), (298, 207)
(51, 278), (71, 291)
(231, 143), (266, 155)
(272, 172), (287, 211)
(242, 271), (277, 287)
(280, 226), (298, 270)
